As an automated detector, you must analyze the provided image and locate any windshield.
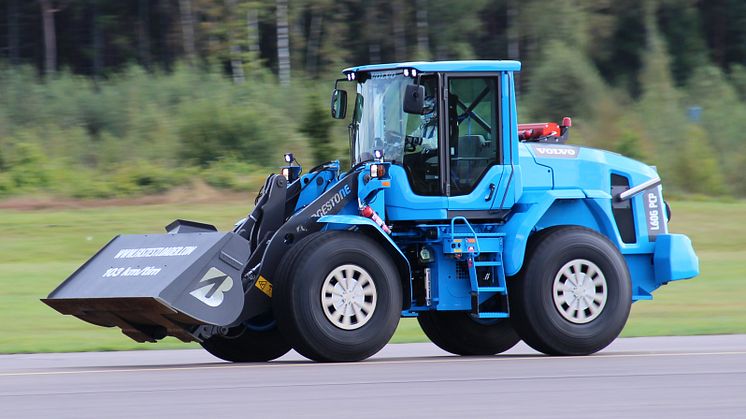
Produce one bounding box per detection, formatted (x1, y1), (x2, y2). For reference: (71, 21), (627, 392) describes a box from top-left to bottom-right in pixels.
(350, 72), (437, 165)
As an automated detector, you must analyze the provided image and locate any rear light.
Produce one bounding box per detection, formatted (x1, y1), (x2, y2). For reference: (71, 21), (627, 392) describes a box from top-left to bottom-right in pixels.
(281, 167), (290, 179)
(370, 164), (386, 178)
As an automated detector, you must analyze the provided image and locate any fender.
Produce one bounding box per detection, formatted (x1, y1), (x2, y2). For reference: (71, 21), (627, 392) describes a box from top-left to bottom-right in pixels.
(503, 189), (608, 276)
(318, 214), (413, 309)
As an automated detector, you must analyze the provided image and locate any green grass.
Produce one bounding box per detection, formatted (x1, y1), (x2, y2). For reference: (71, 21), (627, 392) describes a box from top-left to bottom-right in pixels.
(1, 200), (743, 353)
(620, 201), (746, 337)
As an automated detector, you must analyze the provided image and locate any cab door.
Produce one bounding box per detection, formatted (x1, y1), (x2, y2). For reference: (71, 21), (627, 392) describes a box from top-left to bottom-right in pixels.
(444, 74), (510, 215)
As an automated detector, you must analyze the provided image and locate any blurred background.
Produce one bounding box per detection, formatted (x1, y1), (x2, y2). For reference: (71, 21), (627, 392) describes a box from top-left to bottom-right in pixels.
(0, 0), (744, 353)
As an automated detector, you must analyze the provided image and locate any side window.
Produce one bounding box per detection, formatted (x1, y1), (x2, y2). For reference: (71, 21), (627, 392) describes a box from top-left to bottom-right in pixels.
(447, 77), (499, 195)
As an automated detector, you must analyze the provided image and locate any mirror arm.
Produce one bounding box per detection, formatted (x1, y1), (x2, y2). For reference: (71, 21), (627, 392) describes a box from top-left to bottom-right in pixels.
(334, 78), (347, 89)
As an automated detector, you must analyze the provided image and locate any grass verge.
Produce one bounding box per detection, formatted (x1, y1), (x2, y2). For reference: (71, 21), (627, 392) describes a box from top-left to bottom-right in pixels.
(0, 200), (742, 353)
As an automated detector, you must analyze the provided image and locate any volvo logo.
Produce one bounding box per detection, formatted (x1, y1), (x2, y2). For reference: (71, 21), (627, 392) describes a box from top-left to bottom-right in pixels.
(532, 145), (579, 158)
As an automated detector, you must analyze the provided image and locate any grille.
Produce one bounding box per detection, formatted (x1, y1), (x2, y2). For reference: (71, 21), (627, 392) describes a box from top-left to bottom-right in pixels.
(455, 261), (469, 281)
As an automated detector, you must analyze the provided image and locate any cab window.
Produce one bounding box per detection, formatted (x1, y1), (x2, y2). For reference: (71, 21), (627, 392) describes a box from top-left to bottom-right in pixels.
(447, 77), (500, 195)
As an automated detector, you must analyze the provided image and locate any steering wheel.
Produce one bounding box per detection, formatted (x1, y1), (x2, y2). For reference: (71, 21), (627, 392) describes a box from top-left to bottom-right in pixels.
(404, 135), (423, 152)
(382, 130), (404, 160)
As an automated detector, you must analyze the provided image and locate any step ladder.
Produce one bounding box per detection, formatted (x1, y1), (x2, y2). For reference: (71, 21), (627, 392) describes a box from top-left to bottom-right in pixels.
(467, 254), (509, 319)
(447, 217), (509, 319)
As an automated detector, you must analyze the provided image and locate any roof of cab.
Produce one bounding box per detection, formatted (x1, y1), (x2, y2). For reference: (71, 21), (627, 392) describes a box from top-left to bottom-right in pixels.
(343, 60), (521, 74)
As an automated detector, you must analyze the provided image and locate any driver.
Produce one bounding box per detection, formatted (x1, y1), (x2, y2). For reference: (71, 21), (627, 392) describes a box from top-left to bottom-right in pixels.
(405, 95), (438, 154)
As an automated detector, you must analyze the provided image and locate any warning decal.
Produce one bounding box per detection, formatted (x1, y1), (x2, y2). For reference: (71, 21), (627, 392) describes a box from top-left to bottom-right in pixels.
(255, 276), (273, 298)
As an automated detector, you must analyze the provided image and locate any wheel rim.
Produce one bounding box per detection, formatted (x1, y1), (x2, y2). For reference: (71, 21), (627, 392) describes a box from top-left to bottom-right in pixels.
(321, 264), (377, 330)
(552, 259), (608, 324)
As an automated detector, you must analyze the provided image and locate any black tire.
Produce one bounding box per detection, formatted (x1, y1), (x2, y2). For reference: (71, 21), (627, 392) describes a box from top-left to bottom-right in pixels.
(417, 311), (520, 355)
(273, 231), (402, 362)
(509, 226), (632, 356)
(199, 316), (291, 362)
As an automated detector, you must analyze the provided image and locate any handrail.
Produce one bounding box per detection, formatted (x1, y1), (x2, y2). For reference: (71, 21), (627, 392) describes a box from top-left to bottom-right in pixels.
(449, 216), (480, 257)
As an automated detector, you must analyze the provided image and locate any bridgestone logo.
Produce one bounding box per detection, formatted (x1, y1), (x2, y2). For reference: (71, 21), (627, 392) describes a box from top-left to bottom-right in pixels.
(313, 184), (352, 218)
(114, 246), (197, 259)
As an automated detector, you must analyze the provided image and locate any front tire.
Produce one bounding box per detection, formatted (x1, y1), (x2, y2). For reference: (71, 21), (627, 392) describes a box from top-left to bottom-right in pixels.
(417, 311), (520, 355)
(199, 316), (291, 362)
(274, 231), (402, 362)
(510, 227), (632, 356)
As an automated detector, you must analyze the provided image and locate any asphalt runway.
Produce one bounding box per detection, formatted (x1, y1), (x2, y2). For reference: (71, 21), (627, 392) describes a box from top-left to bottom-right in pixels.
(1, 335), (744, 419)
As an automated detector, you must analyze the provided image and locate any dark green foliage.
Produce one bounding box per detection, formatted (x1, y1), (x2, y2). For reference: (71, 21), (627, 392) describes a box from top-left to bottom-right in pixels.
(524, 41), (606, 121)
(0, 65), (298, 198)
(110, 162), (191, 196)
(698, 0), (746, 69)
(300, 95), (334, 165)
(593, 1), (646, 95)
(729, 65), (746, 103)
(201, 159), (263, 191)
(673, 125), (727, 196)
(0, 1), (746, 199)
(614, 130), (645, 161)
(658, 1), (709, 86)
(3, 143), (51, 191)
(178, 99), (278, 167)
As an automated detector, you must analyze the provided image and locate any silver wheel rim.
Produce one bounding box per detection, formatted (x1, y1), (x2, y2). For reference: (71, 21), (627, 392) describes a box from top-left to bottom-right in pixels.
(552, 259), (607, 324)
(321, 264), (377, 330)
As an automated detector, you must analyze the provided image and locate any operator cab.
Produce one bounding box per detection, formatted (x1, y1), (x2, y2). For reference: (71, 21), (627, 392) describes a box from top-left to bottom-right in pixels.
(331, 61), (522, 219)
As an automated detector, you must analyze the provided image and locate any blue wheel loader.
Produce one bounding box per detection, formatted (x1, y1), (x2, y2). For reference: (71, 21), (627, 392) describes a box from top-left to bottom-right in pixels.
(44, 61), (699, 362)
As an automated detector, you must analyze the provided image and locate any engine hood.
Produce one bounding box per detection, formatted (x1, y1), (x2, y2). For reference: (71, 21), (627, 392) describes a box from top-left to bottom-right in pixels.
(520, 143), (660, 195)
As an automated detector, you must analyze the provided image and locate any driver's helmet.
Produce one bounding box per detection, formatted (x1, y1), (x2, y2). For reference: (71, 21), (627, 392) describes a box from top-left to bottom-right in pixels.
(423, 95), (436, 114)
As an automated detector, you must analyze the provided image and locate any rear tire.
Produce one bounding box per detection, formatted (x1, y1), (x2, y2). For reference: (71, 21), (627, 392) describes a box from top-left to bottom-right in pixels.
(199, 316), (291, 362)
(274, 231), (402, 362)
(510, 227), (632, 355)
(417, 311), (520, 355)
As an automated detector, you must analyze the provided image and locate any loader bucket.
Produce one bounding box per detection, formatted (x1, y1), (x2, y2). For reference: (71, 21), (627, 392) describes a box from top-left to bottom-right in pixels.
(42, 222), (251, 343)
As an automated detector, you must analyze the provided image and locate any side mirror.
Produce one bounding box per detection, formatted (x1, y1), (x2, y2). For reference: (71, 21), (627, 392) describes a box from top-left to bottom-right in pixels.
(331, 89), (347, 119)
(403, 84), (426, 114)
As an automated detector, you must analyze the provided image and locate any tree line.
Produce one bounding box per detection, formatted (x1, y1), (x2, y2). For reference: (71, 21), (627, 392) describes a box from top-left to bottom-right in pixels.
(2, 1), (745, 87)
(2, 0), (746, 198)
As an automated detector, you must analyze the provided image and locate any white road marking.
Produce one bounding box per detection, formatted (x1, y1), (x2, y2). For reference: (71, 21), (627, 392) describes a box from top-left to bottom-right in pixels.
(0, 350), (744, 378)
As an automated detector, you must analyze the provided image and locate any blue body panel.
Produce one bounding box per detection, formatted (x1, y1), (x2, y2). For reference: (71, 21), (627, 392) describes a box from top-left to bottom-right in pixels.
(317, 214), (401, 254)
(284, 62), (698, 316)
(654, 234), (700, 283)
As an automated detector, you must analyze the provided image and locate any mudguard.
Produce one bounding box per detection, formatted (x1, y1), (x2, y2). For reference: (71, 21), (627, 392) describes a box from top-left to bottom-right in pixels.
(318, 214), (413, 308)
